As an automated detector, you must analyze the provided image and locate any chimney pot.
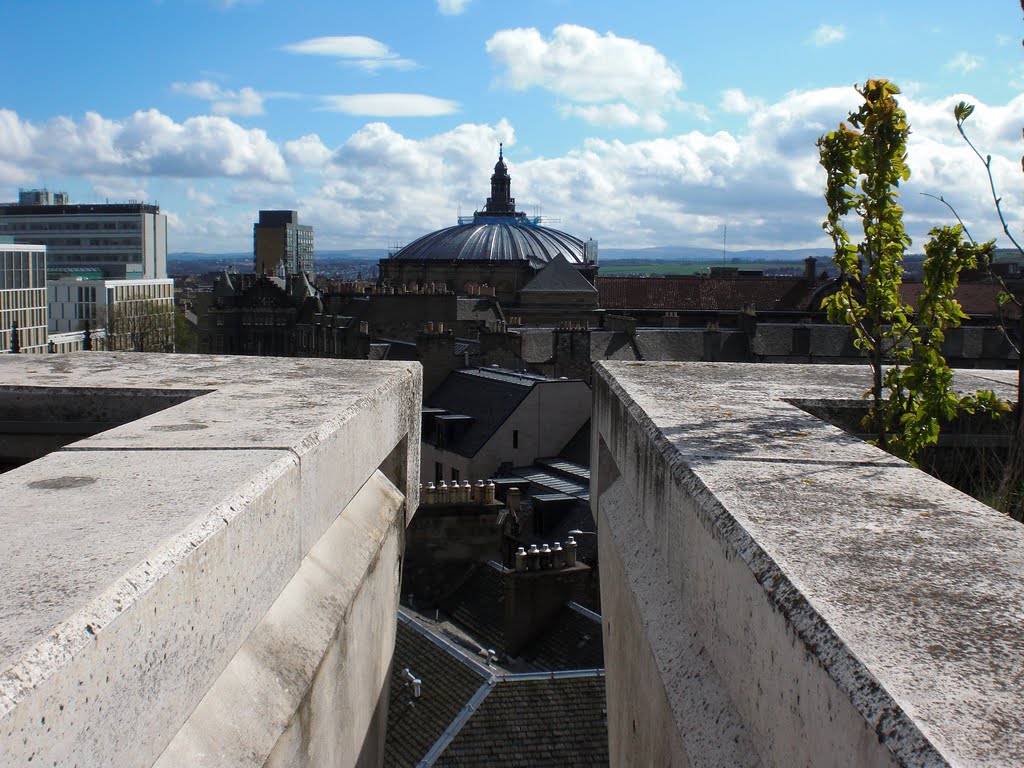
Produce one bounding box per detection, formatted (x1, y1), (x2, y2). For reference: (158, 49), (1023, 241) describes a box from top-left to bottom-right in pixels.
(552, 541), (565, 568)
(514, 546), (527, 571)
(565, 536), (578, 566)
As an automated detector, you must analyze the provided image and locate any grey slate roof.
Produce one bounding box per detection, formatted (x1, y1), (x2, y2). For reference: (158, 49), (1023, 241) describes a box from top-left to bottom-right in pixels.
(384, 620), (489, 768)
(589, 330), (638, 361)
(518, 330), (554, 363)
(519, 254), (597, 294)
(439, 562), (604, 668)
(390, 221), (586, 265)
(435, 676), (609, 767)
(425, 368), (539, 457)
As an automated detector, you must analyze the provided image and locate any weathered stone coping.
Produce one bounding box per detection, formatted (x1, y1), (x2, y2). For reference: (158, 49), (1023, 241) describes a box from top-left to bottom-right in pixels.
(594, 361), (1022, 767)
(0, 353), (422, 767)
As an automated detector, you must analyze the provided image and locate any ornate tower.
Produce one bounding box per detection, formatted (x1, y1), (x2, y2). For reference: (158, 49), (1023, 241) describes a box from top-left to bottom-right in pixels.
(484, 144), (517, 216)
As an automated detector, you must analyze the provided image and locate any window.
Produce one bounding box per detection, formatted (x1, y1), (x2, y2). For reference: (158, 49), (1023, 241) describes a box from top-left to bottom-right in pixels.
(512, 429), (519, 449)
(451, 467), (459, 483)
(435, 462), (443, 483)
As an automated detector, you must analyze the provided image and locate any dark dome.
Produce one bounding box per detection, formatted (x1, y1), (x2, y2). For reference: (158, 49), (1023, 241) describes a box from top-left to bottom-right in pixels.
(391, 221), (586, 266)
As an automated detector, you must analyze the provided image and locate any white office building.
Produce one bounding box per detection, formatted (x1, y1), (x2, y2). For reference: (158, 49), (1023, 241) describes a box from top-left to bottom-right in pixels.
(48, 276), (175, 351)
(0, 242), (48, 354)
(0, 192), (168, 279)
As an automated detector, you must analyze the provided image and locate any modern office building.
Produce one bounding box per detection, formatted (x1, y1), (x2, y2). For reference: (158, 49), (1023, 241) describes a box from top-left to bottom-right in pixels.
(48, 273), (175, 351)
(254, 210), (314, 276)
(0, 191), (168, 280)
(0, 240), (48, 354)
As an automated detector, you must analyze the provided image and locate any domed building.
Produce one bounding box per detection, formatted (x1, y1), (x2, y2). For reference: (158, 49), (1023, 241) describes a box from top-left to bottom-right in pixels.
(378, 146), (598, 305)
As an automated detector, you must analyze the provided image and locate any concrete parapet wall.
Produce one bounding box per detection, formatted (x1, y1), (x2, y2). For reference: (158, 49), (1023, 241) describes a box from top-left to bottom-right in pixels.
(0, 353), (422, 767)
(592, 361), (1023, 767)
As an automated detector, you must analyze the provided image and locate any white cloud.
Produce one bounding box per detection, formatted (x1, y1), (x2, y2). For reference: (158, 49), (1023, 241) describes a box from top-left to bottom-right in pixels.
(284, 134), (333, 168)
(0, 108), (289, 183)
(91, 179), (149, 202)
(319, 94), (459, 117)
(294, 87), (1023, 253)
(296, 120), (515, 243)
(282, 36), (416, 72)
(437, 0), (471, 15)
(486, 24), (684, 132)
(720, 88), (762, 114)
(6, 88), (1021, 255)
(809, 24), (845, 47)
(186, 186), (217, 207)
(561, 103), (666, 132)
(171, 81), (289, 117)
(947, 51), (981, 74)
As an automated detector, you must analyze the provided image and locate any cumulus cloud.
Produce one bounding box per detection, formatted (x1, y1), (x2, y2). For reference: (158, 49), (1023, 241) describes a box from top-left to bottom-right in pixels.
(437, 0), (471, 14)
(295, 119), (515, 243)
(561, 103), (666, 132)
(292, 87), (1023, 253)
(284, 134), (333, 168)
(486, 24), (684, 132)
(0, 108), (289, 183)
(282, 36), (416, 72)
(6, 88), (1021, 254)
(947, 51), (981, 74)
(319, 93), (459, 117)
(720, 88), (763, 114)
(809, 24), (845, 46)
(171, 80), (295, 117)
(186, 186), (217, 207)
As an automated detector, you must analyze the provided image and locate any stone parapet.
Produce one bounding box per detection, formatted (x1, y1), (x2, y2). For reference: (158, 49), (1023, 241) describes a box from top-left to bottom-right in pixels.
(592, 361), (1022, 767)
(0, 353), (422, 767)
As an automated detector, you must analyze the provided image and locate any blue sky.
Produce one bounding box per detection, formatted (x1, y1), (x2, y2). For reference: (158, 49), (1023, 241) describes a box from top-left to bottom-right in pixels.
(2, 0), (1023, 254)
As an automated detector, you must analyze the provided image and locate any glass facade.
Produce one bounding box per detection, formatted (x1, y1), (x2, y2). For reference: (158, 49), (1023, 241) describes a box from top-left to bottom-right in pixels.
(0, 246), (48, 353)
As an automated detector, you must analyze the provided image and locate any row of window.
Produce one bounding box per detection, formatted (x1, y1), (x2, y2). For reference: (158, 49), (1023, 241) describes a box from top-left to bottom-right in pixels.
(0, 221), (141, 231)
(0, 252), (46, 290)
(0, 306), (46, 328)
(0, 288), (46, 311)
(22, 237), (142, 248)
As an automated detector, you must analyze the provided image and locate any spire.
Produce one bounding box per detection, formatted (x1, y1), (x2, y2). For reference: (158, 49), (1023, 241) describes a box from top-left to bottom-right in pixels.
(484, 144), (516, 216)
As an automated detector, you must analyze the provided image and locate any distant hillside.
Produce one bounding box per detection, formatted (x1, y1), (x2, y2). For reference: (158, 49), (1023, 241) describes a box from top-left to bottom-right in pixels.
(598, 245), (833, 262)
(169, 249), (390, 261)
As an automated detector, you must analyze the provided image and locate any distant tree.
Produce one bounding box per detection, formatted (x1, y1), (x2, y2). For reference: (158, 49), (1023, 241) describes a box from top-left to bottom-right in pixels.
(106, 299), (175, 352)
(817, 79), (1006, 463)
(173, 305), (198, 353)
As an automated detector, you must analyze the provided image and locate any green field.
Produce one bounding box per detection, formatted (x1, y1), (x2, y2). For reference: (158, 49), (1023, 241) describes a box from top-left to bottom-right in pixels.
(598, 260), (809, 276)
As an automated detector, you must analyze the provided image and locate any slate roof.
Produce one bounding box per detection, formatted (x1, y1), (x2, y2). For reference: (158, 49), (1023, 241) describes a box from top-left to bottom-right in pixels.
(438, 562), (506, 654)
(519, 605), (605, 671)
(367, 343), (391, 360)
(390, 221), (586, 265)
(435, 676), (608, 767)
(634, 328), (749, 361)
(384, 619), (489, 768)
(520, 254), (598, 294)
(439, 562), (604, 667)
(425, 368), (557, 457)
(518, 329), (554, 363)
(598, 275), (813, 311)
(899, 281), (1020, 319)
(589, 330), (638, 361)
